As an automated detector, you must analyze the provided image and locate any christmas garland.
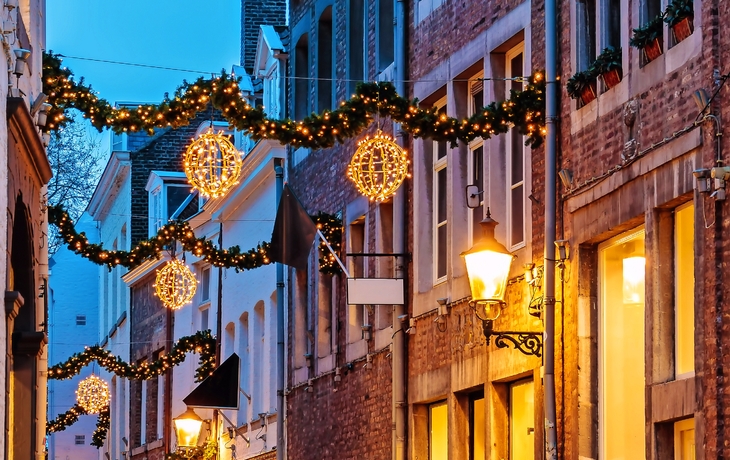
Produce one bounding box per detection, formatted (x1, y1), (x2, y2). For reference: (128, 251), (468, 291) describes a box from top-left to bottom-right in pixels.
(46, 404), (110, 449)
(48, 330), (217, 382)
(43, 52), (546, 148)
(92, 407), (110, 448)
(48, 204), (343, 273)
(47, 404), (86, 434)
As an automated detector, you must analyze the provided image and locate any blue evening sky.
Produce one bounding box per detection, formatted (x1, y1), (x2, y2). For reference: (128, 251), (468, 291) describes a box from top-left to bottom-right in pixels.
(46, 0), (242, 152)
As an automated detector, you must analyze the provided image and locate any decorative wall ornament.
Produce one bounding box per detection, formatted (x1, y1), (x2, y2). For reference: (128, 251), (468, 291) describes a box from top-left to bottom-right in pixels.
(184, 128), (243, 199)
(154, 258), (198, 310)
(347, 130), (410, 201)
(75, 375), (110, 414)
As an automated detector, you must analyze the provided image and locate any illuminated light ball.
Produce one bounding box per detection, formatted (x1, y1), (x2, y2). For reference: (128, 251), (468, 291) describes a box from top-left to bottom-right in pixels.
(347, 130), (410, 202)
(183, 128), (243, 199)
(154, 259), (197, 310)
(76, 375), (110, 414)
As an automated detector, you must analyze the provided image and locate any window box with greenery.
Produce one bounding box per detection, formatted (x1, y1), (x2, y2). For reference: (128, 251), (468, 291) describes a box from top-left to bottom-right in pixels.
(664, 0), (693, 43)
(593, 46), (623, 89)
(567, 69), (598, 105)
(630, 15), (664, 63)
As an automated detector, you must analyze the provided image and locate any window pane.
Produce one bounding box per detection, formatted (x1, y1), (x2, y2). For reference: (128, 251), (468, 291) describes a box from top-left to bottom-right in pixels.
(510, 379), (535, 460)
(201, 268), (211, 302)
(600, 229), (646, 458)
(437, 168), (448, 223)
(675, 204), (695, 377)
(510, 53), (523, 90)
(674, 418), (695, 460)
(437, 106), (448, 160)
(510, 130), (523, 185)
(167, 186), (191, 218)
(472, 89), (484, 113)
(606, 0), (621, 48)
(201, 308), (209, 331)
(577, 0), (597, 71)
(511, 185), (524, 246)
(471, 146), (484, 241)
(437, 224), (447, 279)
(429, 401), (448, 460)
(470, 393), (486, 460)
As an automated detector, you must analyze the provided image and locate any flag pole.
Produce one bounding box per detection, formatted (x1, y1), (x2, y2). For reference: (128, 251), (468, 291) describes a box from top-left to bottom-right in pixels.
(316, 229), (350, 278)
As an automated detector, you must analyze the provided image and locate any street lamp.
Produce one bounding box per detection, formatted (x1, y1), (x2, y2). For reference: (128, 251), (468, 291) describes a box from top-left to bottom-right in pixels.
(461, 210), (543, 357)
(173, 407), (204, 450)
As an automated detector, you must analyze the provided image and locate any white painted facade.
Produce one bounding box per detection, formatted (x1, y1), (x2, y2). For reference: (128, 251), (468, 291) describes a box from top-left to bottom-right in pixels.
(47, 213), (101, 460)
(169, 27), (287, 459)
(87, 151), (133, 460)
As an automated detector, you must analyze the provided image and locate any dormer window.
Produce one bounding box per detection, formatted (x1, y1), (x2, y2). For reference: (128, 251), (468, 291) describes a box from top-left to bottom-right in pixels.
(146, 171), (192, 237)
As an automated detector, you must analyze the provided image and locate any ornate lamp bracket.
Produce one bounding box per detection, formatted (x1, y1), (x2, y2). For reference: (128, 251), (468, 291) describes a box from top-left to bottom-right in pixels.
(481, 319), (543, 357)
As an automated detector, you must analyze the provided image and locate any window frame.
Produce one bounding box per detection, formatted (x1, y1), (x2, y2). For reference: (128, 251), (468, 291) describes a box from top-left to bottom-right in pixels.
(433, 97), (448, 284)
(505, 43), (526, 251)
(76, 314), (87, 326)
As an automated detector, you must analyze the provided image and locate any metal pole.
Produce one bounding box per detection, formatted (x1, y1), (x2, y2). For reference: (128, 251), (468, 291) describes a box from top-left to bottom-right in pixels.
(393, 0), (408, 456)
(543, 0), (558, 456)
(274, 158), (286, 460)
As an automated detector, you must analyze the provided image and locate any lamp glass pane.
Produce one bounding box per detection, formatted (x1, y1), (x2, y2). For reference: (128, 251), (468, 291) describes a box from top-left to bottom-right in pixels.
(174, 418), (202, 448)
(463, 250), (513, 302)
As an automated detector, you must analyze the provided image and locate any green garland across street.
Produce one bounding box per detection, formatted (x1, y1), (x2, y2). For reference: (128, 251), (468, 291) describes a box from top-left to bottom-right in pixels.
(43, 52), (546, 148)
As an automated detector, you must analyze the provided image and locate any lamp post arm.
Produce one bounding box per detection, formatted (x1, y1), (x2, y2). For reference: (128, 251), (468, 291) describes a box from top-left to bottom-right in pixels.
(481, 320), (543, 357)
(218, 411), (250, 446)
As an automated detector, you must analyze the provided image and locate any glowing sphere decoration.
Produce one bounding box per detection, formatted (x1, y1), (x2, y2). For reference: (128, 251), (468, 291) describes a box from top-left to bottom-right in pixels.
(154, 259), (198, 310)
(183, 128), (243, 199)
(347, 131), (410, 202)
(76, 375), (110, 414)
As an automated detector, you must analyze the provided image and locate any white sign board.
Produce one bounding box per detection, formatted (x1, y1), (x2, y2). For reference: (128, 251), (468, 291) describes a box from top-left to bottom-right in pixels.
(347, 278), (405, 305)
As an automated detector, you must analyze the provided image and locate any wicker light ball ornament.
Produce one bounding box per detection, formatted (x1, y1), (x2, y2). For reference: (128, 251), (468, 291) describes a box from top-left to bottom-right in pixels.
(154, 259), (197, 310)
(183, 128), (243, 199)
(76, 375), (111, 414)
(347, 130), (410, 201)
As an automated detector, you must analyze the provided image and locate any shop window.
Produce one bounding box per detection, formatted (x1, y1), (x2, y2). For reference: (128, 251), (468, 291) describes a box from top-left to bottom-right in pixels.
(469, 391), (486, 460)
(675, 203), (695, 379)
(429, 400), (448, 459)
(599, 227), (646, 458)
(674, 418), (695, 460)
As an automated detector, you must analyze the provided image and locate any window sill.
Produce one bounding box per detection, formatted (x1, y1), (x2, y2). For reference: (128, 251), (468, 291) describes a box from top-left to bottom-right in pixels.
(570, 78), (629, 135)
(317, 354), (335, 374)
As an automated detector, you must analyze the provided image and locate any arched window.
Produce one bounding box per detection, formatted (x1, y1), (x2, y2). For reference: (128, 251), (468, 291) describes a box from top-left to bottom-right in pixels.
(317, 7), (333, 112)
(294, 34), (310, 120)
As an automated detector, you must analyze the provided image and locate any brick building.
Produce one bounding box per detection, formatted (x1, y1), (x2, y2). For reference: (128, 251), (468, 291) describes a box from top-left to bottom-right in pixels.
(283, 0), (718, 457)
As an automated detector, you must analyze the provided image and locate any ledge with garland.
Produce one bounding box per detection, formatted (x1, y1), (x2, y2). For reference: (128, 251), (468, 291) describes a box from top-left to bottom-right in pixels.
(43, 52), (546, 148)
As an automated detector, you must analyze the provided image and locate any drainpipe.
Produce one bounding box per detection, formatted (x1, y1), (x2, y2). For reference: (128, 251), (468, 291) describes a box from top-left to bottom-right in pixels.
(543, 0), (558, 457)
(393, 0), (408, 458)
(274, 158), (286, 460)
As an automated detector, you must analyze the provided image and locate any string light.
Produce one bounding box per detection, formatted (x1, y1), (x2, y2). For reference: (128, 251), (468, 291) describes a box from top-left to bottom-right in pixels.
(76, 375), (111, 414)
(347, 130), (410, 201)
(184, 128), (243, 199)
(154, 259), (198, 310)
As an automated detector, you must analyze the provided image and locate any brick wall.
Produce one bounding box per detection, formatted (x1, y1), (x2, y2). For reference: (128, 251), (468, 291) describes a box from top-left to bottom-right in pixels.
(240, 0), (287, 74)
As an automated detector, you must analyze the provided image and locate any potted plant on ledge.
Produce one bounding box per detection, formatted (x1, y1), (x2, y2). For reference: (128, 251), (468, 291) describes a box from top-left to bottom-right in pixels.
(664, 0), (693, 43)
(630, 14), (664, 63)
(567, 68), (598, 105)
(592, 46), (623, 89)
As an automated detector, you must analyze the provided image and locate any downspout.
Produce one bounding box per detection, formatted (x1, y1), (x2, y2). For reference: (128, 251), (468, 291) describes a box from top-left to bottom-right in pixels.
(543, 0), (558, 457)
(215, 224), (224, 455)
(274, 158), (286, 460)
(393, 1), (408, 459)
(273, 48), (289, 460)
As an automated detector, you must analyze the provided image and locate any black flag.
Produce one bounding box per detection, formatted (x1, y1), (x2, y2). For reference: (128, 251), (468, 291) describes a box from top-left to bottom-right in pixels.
(183, 353), (240, 409)
(269, 184), (317, 270)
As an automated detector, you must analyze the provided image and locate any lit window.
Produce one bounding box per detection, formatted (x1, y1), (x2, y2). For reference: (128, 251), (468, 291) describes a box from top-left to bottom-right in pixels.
(469, 391), (486, 460)
(433, 99), (448, 282)
(599, 227), (646, 458)
(429, 401), (448, 460)
(675, 203), (695, 378)
(505, 44), (525, 249)
(510, 379), (535, 460)
(75, 435), (85, 445)
(674, 418), (695, 460)
(76, 314), (86, 326)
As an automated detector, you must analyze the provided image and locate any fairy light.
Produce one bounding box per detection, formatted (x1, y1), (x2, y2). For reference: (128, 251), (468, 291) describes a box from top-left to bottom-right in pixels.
(76, 375), (110, 414)
(347, 130), (411, 202)
(154, 259), (198, 310)
(183, 128), (243, 199)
